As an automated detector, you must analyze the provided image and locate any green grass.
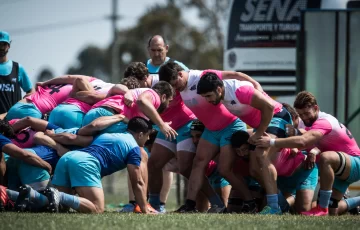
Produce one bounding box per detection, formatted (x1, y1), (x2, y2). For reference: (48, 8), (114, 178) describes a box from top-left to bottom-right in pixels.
(0, 213), (359, 230)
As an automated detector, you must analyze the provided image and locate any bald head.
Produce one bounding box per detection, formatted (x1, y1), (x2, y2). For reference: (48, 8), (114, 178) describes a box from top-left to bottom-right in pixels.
(147, 35), (169, 66)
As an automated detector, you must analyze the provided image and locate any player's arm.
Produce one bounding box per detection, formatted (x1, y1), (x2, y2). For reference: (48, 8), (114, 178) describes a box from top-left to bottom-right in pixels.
(73, 91), (107, 105)
(255, 130), (324, 149)
(137, 92), (177, 140)
(37, 75), (92, 87)
(106, 84), (129, 97)
(77, 114), (129, 136)
(222, 71), (263, 92)
(44, 130), (93, 148)
(249, 90), (275, 137)
(2, 143), (52, 173)
(127, 164), (148, 214)
(11, 116), (49, 132)
(33, 132), (69, 157)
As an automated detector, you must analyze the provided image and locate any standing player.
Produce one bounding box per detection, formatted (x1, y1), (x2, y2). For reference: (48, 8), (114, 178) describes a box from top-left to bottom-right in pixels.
(255, 91), (360, 216)
(196, 73), (293, 214)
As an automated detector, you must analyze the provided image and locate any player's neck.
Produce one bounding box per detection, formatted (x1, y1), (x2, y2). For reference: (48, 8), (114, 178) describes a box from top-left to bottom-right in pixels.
(0, 56), (8, 63)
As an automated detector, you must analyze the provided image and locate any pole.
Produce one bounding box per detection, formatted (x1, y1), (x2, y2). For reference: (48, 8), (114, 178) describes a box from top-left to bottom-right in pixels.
(110, 0), (121, 84)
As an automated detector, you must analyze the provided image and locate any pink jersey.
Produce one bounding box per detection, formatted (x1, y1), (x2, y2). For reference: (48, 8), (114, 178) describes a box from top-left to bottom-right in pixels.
(27, 84), (73, 114)
(151, 75), (196, 130)
(222, 79), (283, 128)
(180, 70), (237, 131)
(92, 88), (160, 120)
(63, 78), (115, 113)
(273, 148), (305, 177)
(8, 119), (36, 148)
(305, 111), (360, 157)
(205, 160), (217, 177)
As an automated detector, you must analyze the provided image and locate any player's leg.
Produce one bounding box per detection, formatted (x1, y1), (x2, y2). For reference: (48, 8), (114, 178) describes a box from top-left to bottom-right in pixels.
(294, 166), (318, 213)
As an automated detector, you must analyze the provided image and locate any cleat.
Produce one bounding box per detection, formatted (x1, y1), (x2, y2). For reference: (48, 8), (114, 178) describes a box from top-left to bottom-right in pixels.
(241, 201), (258, 214)
(157, 204), (166, 214)
(1, 185), (15, 211)
(44, 187), (60, 213)
(349, 206), (360, 215)
(259, 205), (282, 215)
(207, 204), (226, 214)
(301, 205), (328, 216)
(118, 203), (135, 213)
(174, 204), (198, 213)
(14, 185), (32, 212)
(134, 203), (159, 214)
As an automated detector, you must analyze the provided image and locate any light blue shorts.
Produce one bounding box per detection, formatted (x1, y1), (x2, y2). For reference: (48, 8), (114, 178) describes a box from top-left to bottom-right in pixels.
(333, 155), (360, 194)
(201, 118), (246, 147)
(82, 107), (126, 133)
(156, 120), (193, 143)
(208, 169), (230, 189)
(277, 165), (318, 195)
(49, 104), (85, 129)
(18, 149), (50, 185)
(52, 151), (102, 188)
(6, 102), (42, 120)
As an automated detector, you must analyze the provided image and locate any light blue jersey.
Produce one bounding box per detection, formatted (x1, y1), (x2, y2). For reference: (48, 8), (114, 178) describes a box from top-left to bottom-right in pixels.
(82, 132), (141, 177)
(0, 60), (32, 92)
(146, 57), (188, 74)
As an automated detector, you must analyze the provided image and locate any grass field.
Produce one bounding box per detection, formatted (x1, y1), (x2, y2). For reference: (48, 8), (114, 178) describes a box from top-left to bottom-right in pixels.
(0, 212), (359, 230)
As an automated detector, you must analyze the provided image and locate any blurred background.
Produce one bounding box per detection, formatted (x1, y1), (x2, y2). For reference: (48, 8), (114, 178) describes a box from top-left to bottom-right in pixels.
(2, 0), (360, 207)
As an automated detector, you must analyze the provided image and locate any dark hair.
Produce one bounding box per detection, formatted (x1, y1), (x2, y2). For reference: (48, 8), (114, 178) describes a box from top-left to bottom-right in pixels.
(197, 72), (223, 95)
(124, 62), (149, 81)
(127, 117), (153, 134)
(282, 103), (299, 121)
(145, 130), (158, 147)
(152, 81), (175, 99)
(147, 35), (167, 47)
(158, 61), (184, 83)
(294, 91), (318, 109)
(230, 131), (250, 148)
(0, 119), (15, 138)
(120, 77), (140, 89)
(191, 119), (205, 133)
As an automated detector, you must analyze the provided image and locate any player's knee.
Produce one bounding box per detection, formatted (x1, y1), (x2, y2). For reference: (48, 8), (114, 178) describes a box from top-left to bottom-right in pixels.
(318, 151), (333, 166)
(95, 205), (104, 214)
(218, 166), (231, 178)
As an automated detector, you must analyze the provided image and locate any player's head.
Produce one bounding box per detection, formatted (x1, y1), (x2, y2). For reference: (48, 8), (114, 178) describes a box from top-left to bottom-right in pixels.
(127, 117), (153, 147)
(0, 31), (11, 58)
(144, 130), (158, 152)
(120, 76), (140, 89)
(197, 72), (224, 105)
(282, 103), (300, 128)
(294, 91), (319, 127)
(190, 119), (205, 147)
(152, 81), (175, 114)
(231, 131), (250, 158)
(0, 119), (15, 138)
(159, 62), (187, 91)
(147, 35), (169, 66)
(124, 62), (149, 87)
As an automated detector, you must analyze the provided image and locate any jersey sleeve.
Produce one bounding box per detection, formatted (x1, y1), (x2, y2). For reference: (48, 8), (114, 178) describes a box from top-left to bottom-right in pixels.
(126, 147), (142, 167)
(201, 69), (223, 80)
(309, 118), (332, 135)
(8, 119), (20, 126)
(18, 64), (33, 92)
(144, 89), (161, 109)
(235, 85), (255, 105)
(0, 134), (12, 150)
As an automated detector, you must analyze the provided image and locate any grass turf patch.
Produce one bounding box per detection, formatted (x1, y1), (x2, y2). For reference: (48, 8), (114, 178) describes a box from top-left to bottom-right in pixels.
(0, 213), (359, 230)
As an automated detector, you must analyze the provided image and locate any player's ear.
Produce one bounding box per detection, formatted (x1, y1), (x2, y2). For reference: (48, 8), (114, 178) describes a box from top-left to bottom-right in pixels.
(216, 86), (222, 94)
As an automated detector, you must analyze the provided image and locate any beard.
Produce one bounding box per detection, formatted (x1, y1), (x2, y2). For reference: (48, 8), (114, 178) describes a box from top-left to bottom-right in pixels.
(211, 92), (222, 105)
(303, 117), (317, 127)
(157, 103), (167, 114)
(0, 49), (8, 58)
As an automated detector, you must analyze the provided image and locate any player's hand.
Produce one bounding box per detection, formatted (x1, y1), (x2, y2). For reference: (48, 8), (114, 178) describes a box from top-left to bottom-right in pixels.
(159, 122), (177, 141)
(286, 124), (296, 137)
(304, 152), (316, 169)
(45, 163), (52, 174)
(124, 92), (134, 106)
(248, 132), (263, 145)
(253, 133), (271, 147)
(290, 148), (299, 157)
(36, 82), (45, 87)
(44, 129), (55, 136)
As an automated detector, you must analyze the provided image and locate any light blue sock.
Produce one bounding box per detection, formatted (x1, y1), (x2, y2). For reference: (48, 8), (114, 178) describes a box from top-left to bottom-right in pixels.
(149, 194), (160, 208)
(278, 192), (290, 212)
(318, 190), (332, 208)
(6, 189), (19, 201)
(266, 194), (279, 210)
(208, 194), (224, 207)
(345, 196), (360, 210)
(29, 188), (49, 207)
(59, 192), (80, 210)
